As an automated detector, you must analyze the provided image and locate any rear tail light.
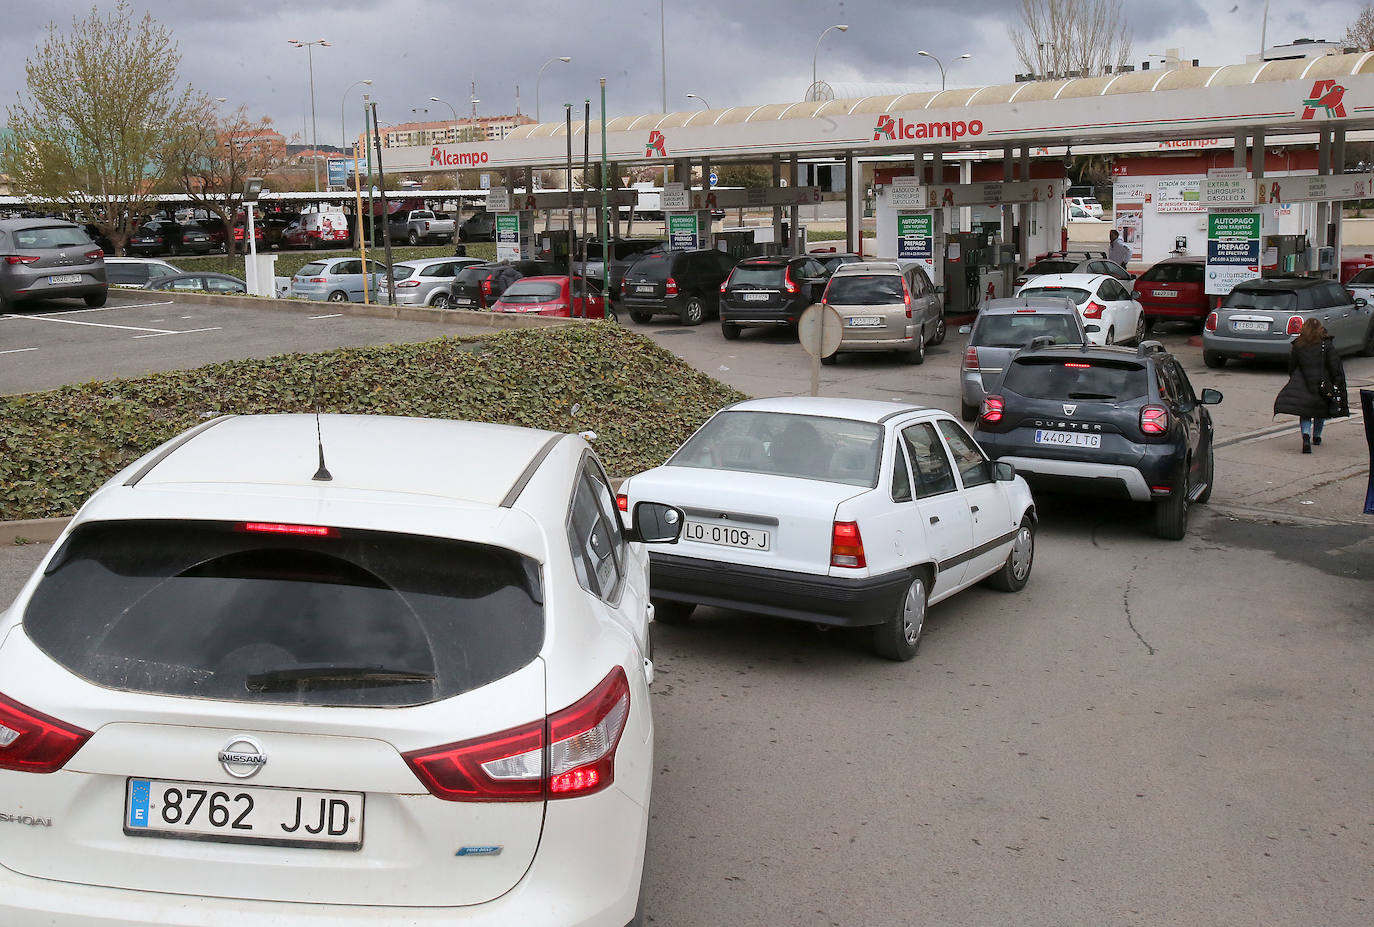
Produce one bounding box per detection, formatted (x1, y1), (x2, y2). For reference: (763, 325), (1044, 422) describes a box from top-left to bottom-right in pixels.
(719, 269), (733, 293)
(784, 265), (799, 294)
(620, 279), (628, 295)
(1205, 312), (1217, 332)
(240, 521), (337, 537)
(1083, 300), (1106, 319)
(396, 280), (420, 288)
(4, 255), (40, 265)
(980, 394), (1004, 424)
(616, 493), (628, 512)
(665, 277), (679, 296)
(830, 521), (866, 568)
(1286, 315), (1303, 335)
(0, 693), (92, 774)
(963, 345), (979, 370)
(481, 277), (493, 295)
(84, 249), (104, 261)
(309, 277), (327, 283)
(1140, 405), (1169, 435)
(902, 281), (912, 318)
(403, 667), (630, 802)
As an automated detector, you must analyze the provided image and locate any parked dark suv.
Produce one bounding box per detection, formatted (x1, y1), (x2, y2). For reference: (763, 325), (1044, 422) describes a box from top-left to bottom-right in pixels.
(973, 341), (1222, 539)
(127, 219), (213, 257)
(0, 218), (108, 310)
(620, 248), (738, 325)
(718, 254), (830, 338)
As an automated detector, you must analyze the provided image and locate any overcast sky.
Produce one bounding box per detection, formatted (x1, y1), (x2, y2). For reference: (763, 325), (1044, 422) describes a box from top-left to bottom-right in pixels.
(2, 0), (1367, 149)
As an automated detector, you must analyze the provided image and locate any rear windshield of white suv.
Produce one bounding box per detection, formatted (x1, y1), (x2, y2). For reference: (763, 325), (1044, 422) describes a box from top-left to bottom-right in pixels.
(823, 275), (904, 305)
(669, 411), (883, 486)
(1003, 357), (1148, 402)
(24, 520), (543, 707)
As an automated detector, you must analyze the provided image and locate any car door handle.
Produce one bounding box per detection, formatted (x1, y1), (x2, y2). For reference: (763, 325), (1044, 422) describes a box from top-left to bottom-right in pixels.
(929, 515), (940, 525)
(970, 505), (980, 514)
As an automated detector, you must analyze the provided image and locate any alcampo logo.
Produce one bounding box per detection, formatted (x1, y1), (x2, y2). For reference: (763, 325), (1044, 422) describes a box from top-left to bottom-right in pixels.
(430, 147), (489, 166)
(1301, 80), (1347, 119)
(646, 130), (667, 157)
(873, 114), (984, 142)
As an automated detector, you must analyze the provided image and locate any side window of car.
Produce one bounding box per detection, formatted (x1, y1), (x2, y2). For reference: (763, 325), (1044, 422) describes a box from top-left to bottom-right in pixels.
(332, 260), (357, 275)
(935, 421), (993, 488)
(1164, 359), (1197, 405)
(1326, 282), (1351, 307)
(891, 442), (913, 502)
(566, 457), (626, 603)
(902, 423), (957, 498)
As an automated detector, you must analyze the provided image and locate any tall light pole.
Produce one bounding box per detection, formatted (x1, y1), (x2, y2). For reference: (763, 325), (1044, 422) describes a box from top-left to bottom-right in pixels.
(812, 24), (849, 101)
(536, 56), (571, 123)
(341, 79), (372, 150)
(659, 0), (667, 112)
(288, 38), (330, 192)
(685, 93), (710, 110)
(916, 50), (971, 91)
(431, 96), (461, 194)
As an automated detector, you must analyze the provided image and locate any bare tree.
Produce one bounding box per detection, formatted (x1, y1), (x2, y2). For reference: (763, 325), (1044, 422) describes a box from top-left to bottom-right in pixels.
(161, 99), (282, 261)
(0, 0), (196, 255)
(1008, 0), (1133, 79)
(1346, 3), (1374, 50)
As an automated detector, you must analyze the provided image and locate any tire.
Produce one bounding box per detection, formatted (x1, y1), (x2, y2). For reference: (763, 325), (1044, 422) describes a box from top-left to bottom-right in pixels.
(407, 231), (419, 246)
(604, 304), (618, 323)
(903, 331), (926, 364)
(1103, 326), (1115, 345)
(430, 293), (450, 309)
(820, 352), (838, 365)
(871, 572), (927, 661)
(680, 295), (705, 326)
(721, 320), (741, 340)
(83, 292), (107, 308)
(931, 316), (947, 346)
(985, 517), (1035, 592)
(1195, 442), (1215, 504)
(167, 243), (179, 257)
(327, 290), (348, 303)
(1153, 461), (1191, 540)
(961, 400), (978, 422)
(630, 309), (652, 324)
(1142, 316), (1156, 334)
(652, 599), (694, 625)
(1203, 350), (1226, 369)
(1130, 314), (1146, 346)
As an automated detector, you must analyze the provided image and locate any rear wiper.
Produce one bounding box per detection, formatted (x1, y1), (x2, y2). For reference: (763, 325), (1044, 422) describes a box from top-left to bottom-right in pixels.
(245, 664), (435, 692)
(1066, 391), (1116, 399)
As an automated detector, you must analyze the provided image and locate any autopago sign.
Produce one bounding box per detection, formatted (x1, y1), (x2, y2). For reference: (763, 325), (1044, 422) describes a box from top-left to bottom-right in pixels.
(896, 213), (933, 262)
(1205, 211), (1261, 296)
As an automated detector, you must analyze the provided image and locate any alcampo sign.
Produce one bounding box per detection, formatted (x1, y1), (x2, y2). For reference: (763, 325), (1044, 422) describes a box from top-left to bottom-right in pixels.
(873, 114), (984, 143)
(430, 147), (490, 166)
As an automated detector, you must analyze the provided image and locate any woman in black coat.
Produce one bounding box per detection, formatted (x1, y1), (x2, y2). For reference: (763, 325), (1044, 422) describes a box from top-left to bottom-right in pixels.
(1273, 318), (1350, 453)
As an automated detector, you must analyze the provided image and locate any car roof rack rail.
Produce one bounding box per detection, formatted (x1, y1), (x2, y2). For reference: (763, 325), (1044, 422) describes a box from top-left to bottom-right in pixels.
(1136, 340), (1165, 356)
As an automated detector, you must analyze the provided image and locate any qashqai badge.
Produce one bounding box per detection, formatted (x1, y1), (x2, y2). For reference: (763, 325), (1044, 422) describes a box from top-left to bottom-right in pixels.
(218, 736), (267, 779)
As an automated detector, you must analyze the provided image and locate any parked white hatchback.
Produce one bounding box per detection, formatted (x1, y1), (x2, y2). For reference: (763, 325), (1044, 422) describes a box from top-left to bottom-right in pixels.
(619, 397), (1036, 661)
(0, 413), (682, 927)
(1017, 272), (1146, 347)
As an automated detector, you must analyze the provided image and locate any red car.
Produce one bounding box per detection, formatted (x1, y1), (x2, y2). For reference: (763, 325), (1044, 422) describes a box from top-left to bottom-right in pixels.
(491, 275), (609, 319)
(1132, 256), (1207, 330)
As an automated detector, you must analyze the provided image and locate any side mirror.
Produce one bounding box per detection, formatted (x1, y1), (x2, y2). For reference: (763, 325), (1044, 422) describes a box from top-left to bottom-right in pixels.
(627, 502), (684, 544)
(1084, 323), (1101, 333)
(993, 460), (1017, 482)
(934, 284), (945, 294)
(958, 324), (972, 334)
(1356, 297), (1368, 308)
(1200, 388), (1223, 405)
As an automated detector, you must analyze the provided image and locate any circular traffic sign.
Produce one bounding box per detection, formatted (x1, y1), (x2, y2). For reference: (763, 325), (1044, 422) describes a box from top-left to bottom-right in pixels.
(709, 171), (718, 187)
(798, 304), (842, 358)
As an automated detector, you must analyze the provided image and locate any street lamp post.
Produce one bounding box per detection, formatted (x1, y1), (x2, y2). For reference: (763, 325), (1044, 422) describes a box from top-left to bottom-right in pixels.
(536, 56), (571, 123)
(430, 96), (461, 196)
(916, 50), (971, 91)
(288, 38), (331, 193)
(685, 93), (710, 110)
(812, 24), (849, 101)
(341, 79), (372, 151)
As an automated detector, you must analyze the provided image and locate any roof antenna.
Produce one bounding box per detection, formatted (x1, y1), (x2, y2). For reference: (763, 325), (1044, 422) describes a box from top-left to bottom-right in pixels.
(312, 411), (333, 482)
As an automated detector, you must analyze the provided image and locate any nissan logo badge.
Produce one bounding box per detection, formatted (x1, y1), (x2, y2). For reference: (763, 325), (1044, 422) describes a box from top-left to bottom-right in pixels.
(219, 736), (267, 778)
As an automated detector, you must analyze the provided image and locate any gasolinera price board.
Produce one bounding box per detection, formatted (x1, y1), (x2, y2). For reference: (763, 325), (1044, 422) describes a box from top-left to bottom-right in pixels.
(1205, 211), (1260, 296)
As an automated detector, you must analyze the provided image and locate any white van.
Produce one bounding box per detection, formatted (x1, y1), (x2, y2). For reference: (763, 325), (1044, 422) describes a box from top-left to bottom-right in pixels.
(285, 209), (351, 248)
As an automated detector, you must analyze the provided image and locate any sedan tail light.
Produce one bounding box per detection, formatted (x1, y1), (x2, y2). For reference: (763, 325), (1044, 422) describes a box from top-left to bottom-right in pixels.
(615, 492), (628, 512)
(830, 521), (866, 568)
(395, 280), (421, 288)
(1140, 405), (1169, 435)
(1286, 315), (1304, 335)
(783, 265), (799, 294)
(84, 249), (104, 261)
(1083, 300), (1106, 319)
(481, 277), (493, 295)
(1205, 312), (1218, 332)
(963, 345), (979, 371)
(980, 394), (1005, 424)
(309, 277), (327, 284)
(665, 277), (679, 296)
(403, 667), (630, 802)
(4, 255), (40, 265)
(0, 693), (92, 774)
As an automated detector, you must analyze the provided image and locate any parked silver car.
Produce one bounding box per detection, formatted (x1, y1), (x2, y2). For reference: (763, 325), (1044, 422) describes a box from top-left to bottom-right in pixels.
(820, 260), (945, 365)
(957, 296), (1087, 420)
(0, 218), (107, 310)
(388, 257), (487, 308)
(289, 257), (388, 303)
(1202, 276), (1374, 366)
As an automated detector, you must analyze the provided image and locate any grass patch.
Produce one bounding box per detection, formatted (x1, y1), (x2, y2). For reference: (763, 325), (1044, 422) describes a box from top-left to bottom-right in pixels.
(175, 242), (498, 280)
(0, 324), (744, 521)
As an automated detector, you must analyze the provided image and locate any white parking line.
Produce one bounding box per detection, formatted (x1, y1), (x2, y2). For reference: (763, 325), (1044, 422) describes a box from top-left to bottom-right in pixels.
(132, 327), (222, 339)
(308, 313), (343, 320)
(39, 300), (176, 315)
(0, 347), (38, 355)
(11, 315), (181, 334)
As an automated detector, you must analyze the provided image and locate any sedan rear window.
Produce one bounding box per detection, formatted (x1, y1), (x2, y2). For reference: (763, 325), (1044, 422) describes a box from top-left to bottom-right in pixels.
(391, 263), (419, 280)
(1025, 260), (1077, 276)
(500, 280), (562, 302)
(669, 411), (883, 486)
(824, 275), (904, 305)
(1019, 286), (1090, 305)
(297, 262), (327, 277)
(24, 520), (543, 707)
(973, 314), (1083, 347)
(14, 226), (92, 249)
(1222, 289), (1296, 311)
(1138, 263), (1204, 284)
(1004, 357), (1148, 401)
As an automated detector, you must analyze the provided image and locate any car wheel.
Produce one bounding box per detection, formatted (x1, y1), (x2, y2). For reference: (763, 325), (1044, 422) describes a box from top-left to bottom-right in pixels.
(327, 290), (348, 303)
(430, 293), (450, 309)
(1195, 442), (1215, 504)
(167, 243), (179, 257)
(721, 320), (741, 340)
(1152, 461), (1190, 540)
(680, 295), (705, 326)
(871, 572), (926, 661)
(985, 517), (1035, 592)
(653, 599), (695, 625)
(83, 292), (107, 308)
(1103, 326), (1115, 345)
(932, 316), (947, 345)
(1131, 314), (1147, 346)
(820, 352), (838, 365)
(1142, 316), (1156, 334)
(961, 400), (978, 422)
(604, 304), (618, 323)
(1202, 350), (1226, 369)
(903, 331), (926, 364)
(407, 231), (420, 246)
(630, 310), (652, 324)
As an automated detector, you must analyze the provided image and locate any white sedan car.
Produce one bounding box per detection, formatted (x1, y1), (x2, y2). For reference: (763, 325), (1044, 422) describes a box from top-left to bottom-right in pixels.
(619, 397), (1037, 661)
(1017, 272), (1146, 346)
(0, 413), (681, 927)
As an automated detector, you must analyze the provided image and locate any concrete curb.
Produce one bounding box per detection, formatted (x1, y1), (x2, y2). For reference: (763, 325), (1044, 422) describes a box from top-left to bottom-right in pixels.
(2, 518), (68, 547)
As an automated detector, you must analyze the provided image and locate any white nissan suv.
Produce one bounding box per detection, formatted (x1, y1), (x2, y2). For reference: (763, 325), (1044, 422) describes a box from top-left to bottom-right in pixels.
(0, 413), (682, 927)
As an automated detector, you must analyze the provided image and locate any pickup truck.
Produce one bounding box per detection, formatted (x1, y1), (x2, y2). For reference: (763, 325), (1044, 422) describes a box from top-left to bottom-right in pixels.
(387, 210), (456, 245)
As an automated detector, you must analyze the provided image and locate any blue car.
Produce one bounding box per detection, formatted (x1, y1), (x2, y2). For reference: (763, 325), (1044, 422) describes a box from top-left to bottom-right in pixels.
(289, 257), (387, 303)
